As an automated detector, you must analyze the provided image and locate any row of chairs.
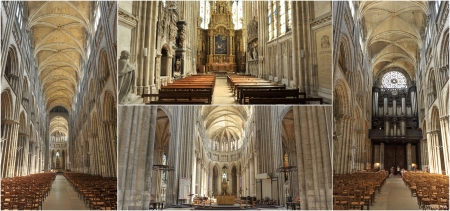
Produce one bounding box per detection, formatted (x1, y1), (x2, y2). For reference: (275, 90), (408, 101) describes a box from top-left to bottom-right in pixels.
(64, 172), (117, 210)
(403, 171), (449, 210)
(1, 172), (56, 210)
(333, 171), (387, 210)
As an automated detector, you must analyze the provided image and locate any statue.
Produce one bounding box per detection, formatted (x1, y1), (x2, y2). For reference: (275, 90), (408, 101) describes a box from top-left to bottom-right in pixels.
(118, 50), (136, 103)
(176, 59), (181, 72)
(252, 48), (258, 60)
(174, 59), (181, 77)
(179, 28), (186, 47)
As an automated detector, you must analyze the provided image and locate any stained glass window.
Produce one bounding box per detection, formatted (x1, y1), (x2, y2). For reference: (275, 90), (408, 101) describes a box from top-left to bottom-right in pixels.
(287, 1), (291, 31)
(268, 1), (273, 40)
(280, 0), (286, 34)
(273, 0), (277, 38)
(381, 71), (407, 89)
(232, 0), (243, 29)
(268, 1), (291, 39)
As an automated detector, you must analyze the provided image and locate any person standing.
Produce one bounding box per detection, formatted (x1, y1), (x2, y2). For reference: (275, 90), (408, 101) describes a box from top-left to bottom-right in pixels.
(397, 166), (400, 176)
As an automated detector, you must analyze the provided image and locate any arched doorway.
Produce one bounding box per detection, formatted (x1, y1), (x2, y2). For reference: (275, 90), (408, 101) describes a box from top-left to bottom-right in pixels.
(161, 48), (168, 76)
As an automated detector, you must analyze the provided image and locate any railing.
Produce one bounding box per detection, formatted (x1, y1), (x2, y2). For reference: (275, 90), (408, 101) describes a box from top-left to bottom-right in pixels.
(208, 152), (241, 162)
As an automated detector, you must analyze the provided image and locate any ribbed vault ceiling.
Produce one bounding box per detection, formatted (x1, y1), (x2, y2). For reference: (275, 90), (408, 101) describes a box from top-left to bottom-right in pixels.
(202, 106), (250, 148)
(359, 1), (428, 79)
(27, 1), (91, 112)
(49, 116), (68, 137)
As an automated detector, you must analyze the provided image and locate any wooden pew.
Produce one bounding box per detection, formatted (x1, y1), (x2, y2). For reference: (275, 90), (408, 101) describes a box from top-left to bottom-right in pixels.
(236, 85), (286, 102)
(232, 82), (280, 96)
(142, 90), (212, 104)
(227, 75), (257, 84)
(241, 89), (307, 104)
(160, 85), (214, 92)
(248, 98), (324, 104)
(229, 79), (269, 87)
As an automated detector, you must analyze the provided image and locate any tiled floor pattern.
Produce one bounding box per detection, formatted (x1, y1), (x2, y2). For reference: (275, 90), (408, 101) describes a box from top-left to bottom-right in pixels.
(42, 175), (87, 210)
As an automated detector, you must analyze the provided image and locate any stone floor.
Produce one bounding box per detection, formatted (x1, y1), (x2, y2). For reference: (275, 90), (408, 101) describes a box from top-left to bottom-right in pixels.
(211, 77), (237, 105)
(41, 175), (87, 210)
(370, 176), (420, 210)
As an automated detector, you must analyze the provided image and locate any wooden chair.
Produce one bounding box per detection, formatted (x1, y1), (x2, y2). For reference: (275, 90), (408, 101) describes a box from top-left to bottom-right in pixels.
(334, 196), (349, 210)
(350, 190), (365, 210)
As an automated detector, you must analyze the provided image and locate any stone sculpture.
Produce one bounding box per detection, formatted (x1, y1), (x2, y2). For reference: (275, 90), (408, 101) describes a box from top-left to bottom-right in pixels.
(118, 50), (136, 103)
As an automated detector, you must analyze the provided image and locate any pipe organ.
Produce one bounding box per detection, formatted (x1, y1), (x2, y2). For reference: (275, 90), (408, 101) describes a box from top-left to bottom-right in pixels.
(369, 85), (423, 170)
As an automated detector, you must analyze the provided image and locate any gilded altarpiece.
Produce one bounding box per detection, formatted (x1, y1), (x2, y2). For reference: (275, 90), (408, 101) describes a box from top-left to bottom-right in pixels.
(196, 2), (238, 72)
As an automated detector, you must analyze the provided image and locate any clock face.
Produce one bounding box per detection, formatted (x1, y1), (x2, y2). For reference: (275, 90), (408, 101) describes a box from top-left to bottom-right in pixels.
(392, 90), (398, 95)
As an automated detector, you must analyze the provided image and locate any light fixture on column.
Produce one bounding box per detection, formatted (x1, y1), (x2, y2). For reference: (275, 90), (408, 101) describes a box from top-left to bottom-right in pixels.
(151, 164), (174, 206)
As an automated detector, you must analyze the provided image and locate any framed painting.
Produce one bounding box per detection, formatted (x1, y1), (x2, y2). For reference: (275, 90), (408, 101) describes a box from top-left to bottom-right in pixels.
(215, 35), (227, 54)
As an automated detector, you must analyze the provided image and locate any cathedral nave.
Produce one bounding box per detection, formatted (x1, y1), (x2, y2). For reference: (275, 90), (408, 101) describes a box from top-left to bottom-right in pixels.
(118, 105), (332, 210)
(333, 1), (449, 210)
(117, 1), (332, 105)
(1, 1), (117, 210)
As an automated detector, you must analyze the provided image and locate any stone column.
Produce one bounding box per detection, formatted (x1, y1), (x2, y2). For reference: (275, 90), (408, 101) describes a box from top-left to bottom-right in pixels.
(440, 117), (449, 174)
(380, 143), (385, 170)
(249, 160), (255, 197)
(406, 143), (412, 170)
(137, 1), (159, 95)
(166, 106), (198, 206)
(419, 139), (428, 170)
(196, 159), (201, 195)
(117, 106), (157, 210)
(427, 132), (435, 173)
(293, 106), (332, 209)
(167, 56), (173, 83)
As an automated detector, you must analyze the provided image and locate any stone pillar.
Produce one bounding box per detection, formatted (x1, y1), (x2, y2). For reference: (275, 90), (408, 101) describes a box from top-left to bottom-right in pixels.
(406, 143), (412, 170)
(249, 160), (255, 197)
(167, 56), (173, 83)
(117, 106), (157, 210)
(419, 139), (427, 170)
(440, 117), (449, 174)
(293, 106), (332, 209)
(137, 1), (159, 95)
(380, 143), (385, 170)
(196, 159), (201, 195)
(166, 106), (198, 206)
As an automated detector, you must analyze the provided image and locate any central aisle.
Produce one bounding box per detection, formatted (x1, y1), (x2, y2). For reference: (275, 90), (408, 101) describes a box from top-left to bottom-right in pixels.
(42, 174), (87, 210)
(371, 176), (420, 210)
(211, 77), (236, 104)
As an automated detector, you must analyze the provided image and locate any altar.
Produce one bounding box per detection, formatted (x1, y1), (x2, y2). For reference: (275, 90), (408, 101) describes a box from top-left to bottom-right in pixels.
(216, 195), (235, 205)
(211, 63), (234, 72)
